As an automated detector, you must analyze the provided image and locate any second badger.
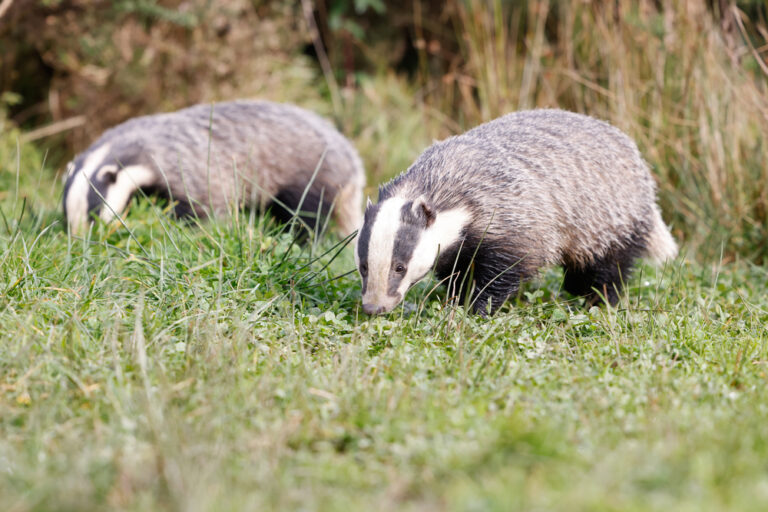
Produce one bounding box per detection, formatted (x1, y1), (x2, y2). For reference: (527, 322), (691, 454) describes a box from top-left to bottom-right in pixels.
(63, 100), (365, 236)
(356, 109), (677, 315)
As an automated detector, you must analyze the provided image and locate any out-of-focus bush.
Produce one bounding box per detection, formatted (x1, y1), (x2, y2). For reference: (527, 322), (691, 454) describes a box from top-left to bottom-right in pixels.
(1, 0), (323, 152)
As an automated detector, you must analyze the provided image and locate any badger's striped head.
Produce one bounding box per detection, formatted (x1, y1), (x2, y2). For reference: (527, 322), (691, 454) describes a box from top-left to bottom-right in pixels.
(355, 195), (470, 315)
(63, 143), (157, 234)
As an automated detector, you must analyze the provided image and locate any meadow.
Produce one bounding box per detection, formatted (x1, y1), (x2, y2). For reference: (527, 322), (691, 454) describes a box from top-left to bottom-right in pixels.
(2, 120), (768, 511)
(2, 1), (768, 511)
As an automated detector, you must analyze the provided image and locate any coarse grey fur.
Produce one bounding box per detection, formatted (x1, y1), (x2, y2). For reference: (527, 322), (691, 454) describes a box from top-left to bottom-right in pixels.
(356, 109), (678, 315)
(62, 100), (365, 237)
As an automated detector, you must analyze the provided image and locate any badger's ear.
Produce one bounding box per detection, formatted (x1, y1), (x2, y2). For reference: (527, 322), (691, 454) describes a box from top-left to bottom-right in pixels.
(98, 164), (120, 185)
(366, 197), (373, 209)
(412, 196), (435, 228)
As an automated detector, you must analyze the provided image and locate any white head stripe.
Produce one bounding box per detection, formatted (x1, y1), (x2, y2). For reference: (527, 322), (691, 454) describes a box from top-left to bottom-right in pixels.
(65, 144), (112, 233)
(364, 197), (406, 299)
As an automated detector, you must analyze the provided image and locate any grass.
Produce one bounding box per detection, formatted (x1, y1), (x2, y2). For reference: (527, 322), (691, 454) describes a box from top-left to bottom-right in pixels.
(3, 3), (768, 506)
(2, 134), (768, 511)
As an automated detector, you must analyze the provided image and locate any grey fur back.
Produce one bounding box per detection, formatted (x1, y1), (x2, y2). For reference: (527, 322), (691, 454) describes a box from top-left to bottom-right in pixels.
(381, 109), (670, 267)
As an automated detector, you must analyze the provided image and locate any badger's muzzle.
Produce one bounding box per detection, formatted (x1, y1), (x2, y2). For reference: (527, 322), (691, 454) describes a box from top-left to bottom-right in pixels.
(361, 292), (402, 315)
(362, 303), (386, 315)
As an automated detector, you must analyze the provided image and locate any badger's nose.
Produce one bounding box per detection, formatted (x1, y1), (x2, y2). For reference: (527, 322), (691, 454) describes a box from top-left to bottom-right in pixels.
(362, 302), (386, 315)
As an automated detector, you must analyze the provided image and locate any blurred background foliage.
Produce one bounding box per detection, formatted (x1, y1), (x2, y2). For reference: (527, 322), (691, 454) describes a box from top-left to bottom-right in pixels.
(1, 0), (767, 262)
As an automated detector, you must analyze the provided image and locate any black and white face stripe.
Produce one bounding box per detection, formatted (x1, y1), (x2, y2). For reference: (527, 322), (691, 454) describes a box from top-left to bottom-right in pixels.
(63, 143), (158, 233)
(356, 195), (471, 315)
(64, 144), (112, 230)
(388, 203), (428, 294)
(354, 202), (380, 295)
(85, 165), (119, 217)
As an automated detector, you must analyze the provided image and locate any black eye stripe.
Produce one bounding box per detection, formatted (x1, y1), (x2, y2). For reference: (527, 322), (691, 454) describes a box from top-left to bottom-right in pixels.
(84, 166), (122, 215)
(387, 204), (423, 295)
(86, 174), (107, 216)
(356, 203), (380, 269)
(392, 203), (421, 264)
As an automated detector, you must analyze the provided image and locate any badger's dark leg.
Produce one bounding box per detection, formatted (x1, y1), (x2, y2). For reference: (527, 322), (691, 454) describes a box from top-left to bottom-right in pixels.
(563, 261), (629, 306)
(444, 268), (517, 317)
(437, 241), (532, 316)
(467, 264), (524, 316)
(562, 232), (648, 306)
(271, 183), (332, 232)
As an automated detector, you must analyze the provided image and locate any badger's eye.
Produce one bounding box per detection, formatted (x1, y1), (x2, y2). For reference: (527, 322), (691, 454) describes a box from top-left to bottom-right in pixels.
(359, 263), (368, 277)
(394, 263), (406, 274)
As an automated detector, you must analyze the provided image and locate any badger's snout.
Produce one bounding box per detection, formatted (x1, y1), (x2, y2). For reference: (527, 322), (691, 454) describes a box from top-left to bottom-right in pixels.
(361, 292), (402, 315)
(362, 303), (387, 315)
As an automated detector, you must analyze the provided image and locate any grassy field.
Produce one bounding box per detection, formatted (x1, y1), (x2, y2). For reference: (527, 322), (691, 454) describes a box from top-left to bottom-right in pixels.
(1, 133), (768, 512)
(3, 3), (768, 509)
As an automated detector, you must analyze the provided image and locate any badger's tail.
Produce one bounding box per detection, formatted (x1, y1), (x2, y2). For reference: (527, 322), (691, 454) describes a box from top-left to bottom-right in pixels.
(644, 206), (678, 264)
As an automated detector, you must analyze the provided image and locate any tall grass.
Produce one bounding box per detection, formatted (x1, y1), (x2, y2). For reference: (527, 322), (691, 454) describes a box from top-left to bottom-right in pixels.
(411, 0), (768, 263)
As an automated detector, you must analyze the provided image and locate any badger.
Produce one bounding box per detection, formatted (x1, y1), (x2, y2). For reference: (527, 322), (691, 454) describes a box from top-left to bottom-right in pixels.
(62, 100), (365, 237)
(355, 109), (678, 316)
